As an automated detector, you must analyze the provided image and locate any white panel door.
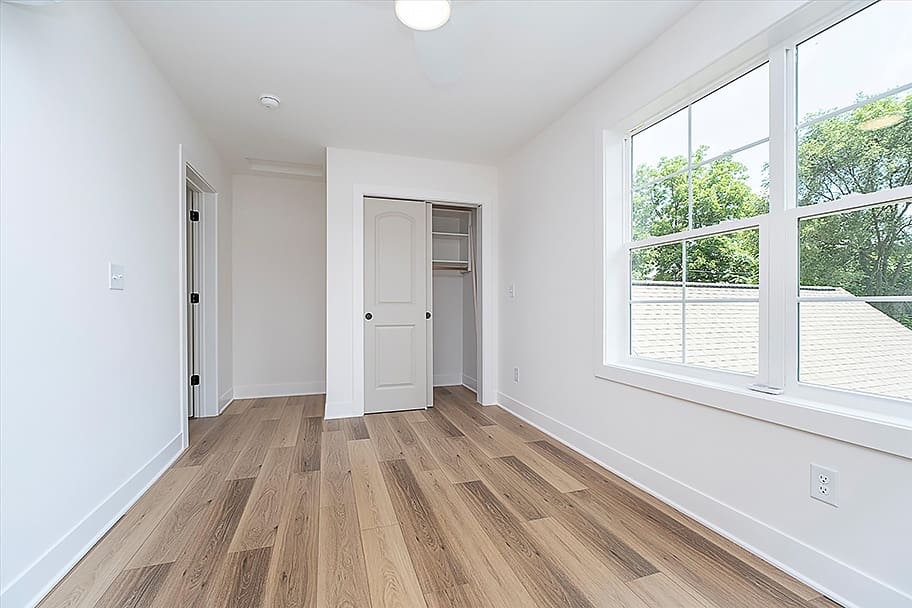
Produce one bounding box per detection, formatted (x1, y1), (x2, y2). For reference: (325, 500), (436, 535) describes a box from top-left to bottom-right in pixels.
(364, 198), (428, 413)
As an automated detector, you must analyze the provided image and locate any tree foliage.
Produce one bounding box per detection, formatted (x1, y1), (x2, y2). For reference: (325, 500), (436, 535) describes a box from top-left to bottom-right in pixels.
(797, 95), (912, 308)
(632, 146), (763, 285)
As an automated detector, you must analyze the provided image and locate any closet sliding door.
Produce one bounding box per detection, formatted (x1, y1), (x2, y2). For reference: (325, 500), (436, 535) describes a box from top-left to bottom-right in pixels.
(363, 197), (429, 413)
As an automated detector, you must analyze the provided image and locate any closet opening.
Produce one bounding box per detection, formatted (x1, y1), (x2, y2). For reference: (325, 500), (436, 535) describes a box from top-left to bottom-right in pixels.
(430, 204), (479, 404)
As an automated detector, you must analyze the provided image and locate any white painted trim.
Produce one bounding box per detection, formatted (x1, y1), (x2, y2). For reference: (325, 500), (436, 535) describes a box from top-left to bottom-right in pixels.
(462, 373), (478, 392)
(596, 363), (911, 459)
(233, 381), (326, 399)
(324, 400), (361, 420)
(496, 392), (911, 608)
(178, 149), (190, 449)
(349, 184), (497, 417)
(217, 387), (234, 414)
(1, 434), (184, 608)
(433, 373), (463, 387)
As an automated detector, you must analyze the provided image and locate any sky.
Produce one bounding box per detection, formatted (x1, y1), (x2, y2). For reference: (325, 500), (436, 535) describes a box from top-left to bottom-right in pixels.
(630, 0), (912, 199)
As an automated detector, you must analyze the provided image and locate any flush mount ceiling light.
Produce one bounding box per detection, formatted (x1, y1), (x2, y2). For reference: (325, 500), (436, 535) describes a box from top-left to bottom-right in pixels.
(857, 112), (904, 131)
(395, 0), (450, 31)
(258, 94), (281, 110)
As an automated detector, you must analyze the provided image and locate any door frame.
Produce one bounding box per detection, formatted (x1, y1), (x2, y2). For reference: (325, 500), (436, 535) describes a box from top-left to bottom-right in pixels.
(178, 147), (220, 448)
(351, 184), (496, 414)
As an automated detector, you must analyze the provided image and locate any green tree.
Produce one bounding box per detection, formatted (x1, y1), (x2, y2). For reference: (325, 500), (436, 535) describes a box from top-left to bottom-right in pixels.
(632, 146), (764, 285)
(798, 95), (912, 205)
(797, 94), (912, 309)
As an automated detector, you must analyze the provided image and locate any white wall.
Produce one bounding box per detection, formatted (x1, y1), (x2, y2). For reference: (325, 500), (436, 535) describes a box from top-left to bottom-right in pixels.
(325, 147), (498, 418)
(433, 273), (464, 386)
(232, 173), (326, 398)
(497, 2), (911, 608)
(0, 3), (232, 606)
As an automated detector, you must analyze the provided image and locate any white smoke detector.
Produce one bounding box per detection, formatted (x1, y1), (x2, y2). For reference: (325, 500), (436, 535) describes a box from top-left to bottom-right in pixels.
(258, 94), (281, 110)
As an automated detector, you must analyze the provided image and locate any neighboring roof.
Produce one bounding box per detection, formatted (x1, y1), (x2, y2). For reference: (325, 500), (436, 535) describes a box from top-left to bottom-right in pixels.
(631, 282), (912, 400)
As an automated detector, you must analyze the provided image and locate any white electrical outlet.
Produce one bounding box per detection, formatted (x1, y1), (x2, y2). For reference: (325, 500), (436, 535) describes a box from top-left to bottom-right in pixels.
(507, 284), (515, 299)
(512, 367), (519, 382)
(810, 464), (838, 507)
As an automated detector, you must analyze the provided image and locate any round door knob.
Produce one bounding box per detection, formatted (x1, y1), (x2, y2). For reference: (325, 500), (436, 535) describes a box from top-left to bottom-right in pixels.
(365, 312), (373, 320)
(426, 311), (432, 319)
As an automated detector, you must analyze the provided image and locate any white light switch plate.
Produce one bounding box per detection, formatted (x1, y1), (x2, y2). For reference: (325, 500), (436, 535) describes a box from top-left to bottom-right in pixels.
(109, 263), (125, 290)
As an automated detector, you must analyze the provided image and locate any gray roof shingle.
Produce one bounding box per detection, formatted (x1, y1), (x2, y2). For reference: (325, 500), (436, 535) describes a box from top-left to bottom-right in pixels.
(631, 283), (912, 400)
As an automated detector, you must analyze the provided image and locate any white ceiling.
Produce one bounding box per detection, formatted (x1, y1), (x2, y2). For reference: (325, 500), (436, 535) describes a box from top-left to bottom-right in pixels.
(116, 0), (697, 171)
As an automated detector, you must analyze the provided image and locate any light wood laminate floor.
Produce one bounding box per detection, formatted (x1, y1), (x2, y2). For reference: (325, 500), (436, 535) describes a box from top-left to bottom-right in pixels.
(38, 386), (841, 608)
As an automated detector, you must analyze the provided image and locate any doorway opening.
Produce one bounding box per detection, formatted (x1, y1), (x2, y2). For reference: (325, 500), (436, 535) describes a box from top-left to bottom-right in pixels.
(182, 161), (218, 426)
(430, 204), (479, 397)
(186, 179), (202, 418)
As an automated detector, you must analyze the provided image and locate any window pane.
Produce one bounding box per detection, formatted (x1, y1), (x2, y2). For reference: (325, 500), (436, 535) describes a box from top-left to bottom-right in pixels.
(686, 229), (760, 294)
(631, 108), (688, 184)
(685, 302), (759, 374)
(631, 303), (682, 363)
(692, 64), (769, 158)
(798, 93), (912, 206)
(799, 301), (912, 400)
(631, 242), (683, 299)
(799, 200), (912, 297)
(692, 143), (769, 228)
(797, 0), (912, 121)
(632, 174), (688, 239)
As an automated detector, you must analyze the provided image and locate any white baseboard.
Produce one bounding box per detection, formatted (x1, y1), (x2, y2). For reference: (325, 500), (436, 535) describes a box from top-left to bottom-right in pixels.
(434, 372), (463, 387)
(218, 387), (233, 414)
(233, 381), (325, 399)
(2, 433), (184, 608)
(462, 373), (477, 391)
(324, 400), (361, 420)
(496, 392), (911, 608)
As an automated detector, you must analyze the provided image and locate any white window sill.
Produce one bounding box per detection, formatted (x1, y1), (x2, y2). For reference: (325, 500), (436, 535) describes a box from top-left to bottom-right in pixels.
(596, 362), (912, 459)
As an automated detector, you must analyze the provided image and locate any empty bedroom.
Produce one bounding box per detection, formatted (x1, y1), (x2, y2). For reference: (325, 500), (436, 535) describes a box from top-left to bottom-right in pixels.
(1, 1), (910, 607)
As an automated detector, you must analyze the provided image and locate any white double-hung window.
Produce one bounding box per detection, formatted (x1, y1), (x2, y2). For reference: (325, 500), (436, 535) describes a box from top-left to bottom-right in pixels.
(613, 1), (912, 422)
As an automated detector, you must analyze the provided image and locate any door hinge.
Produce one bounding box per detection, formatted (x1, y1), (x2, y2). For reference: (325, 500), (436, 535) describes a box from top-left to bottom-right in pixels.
(189, 210), (200, 222)
(190, 292), (200, 304)
(190, 374), (200, 386)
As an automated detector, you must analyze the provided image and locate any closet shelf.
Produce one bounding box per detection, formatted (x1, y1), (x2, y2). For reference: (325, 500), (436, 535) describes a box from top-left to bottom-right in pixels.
(432, 231), (469, 238)
(432, 259), (469, 266)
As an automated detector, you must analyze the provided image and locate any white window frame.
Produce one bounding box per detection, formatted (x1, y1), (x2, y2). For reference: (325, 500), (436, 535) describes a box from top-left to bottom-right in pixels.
(597, 0), (912, 459)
